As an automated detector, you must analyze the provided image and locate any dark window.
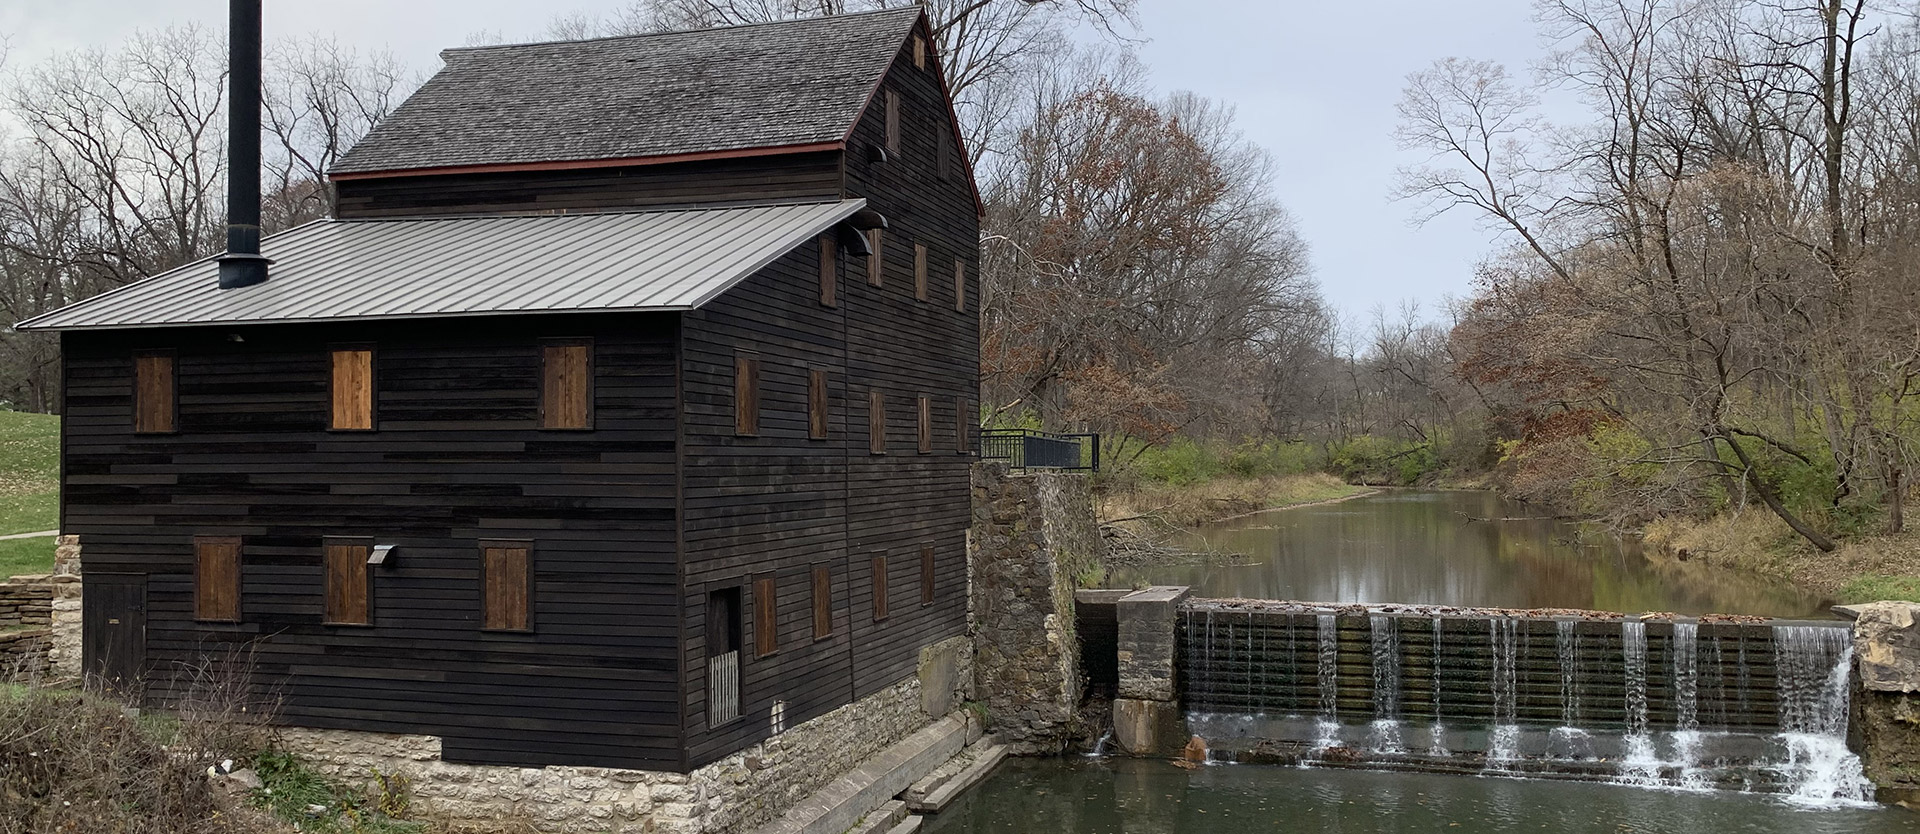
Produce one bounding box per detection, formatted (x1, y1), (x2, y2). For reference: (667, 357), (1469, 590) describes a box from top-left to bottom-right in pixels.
(707, 587), (742, 727)
(867, 229), (885, 286)
(954, 259), (968, 313)
(921, 543), (936, 606)
(869, 391), (887, 455)
(324, 538), (372, 626)
(329, 347), (374, 431)
(754, 574), (777, 658)
(809, 369), (830, 440)
(917, 395), (933, 454)
(914, 244), (929, 301)
(194, 536), (241, 622)
(955, 396), (971, 453)
(937, 132), (954, 181)
(885, 89), (901, 156)
(133, 351), (176, 434)
(819, 236), (838, 307)
(871, 553), (889, 621)
(481, 540), (533, 631)
(812, 563), (832, 641)
(735, 352), (761, 436)
(540, 339), (593, 430)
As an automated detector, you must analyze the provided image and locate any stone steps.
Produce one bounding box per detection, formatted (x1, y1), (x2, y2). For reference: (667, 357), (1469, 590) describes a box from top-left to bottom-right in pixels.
(903, 737), (1008, 813)
(749, 711), (978, 834)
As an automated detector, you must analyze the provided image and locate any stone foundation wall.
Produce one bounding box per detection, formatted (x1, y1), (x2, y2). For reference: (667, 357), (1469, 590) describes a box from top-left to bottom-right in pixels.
(0, 580), (52, 628)
(968, 462), (1101, 753)
(48, 535), (81, 680)
(0, 573), (59, 678)
(279, 635), (973, 834)
(1846, 601), (1920, 803)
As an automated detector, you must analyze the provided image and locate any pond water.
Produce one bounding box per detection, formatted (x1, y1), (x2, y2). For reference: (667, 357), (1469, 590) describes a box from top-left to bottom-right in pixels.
(919, 758), (1918, 834)
(1112, 490), (1829, 618)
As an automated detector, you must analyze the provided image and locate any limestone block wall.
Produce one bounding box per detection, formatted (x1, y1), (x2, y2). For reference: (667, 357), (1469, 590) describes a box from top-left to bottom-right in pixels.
(967, 462), (1102, 753)
(279, 635), (973, 834)
(49, 536), (81, 679)
(1846, 601), (1920, 803)
(0, 572), (58, 678)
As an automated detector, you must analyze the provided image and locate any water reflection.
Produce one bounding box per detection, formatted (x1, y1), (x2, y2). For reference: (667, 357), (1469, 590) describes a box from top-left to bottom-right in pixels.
(1111, 490), (1828, 618)
(918, 758), (1916, 834)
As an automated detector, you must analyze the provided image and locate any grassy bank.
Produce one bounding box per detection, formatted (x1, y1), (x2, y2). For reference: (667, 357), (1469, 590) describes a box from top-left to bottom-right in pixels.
(0, 411), (59, 578)
(1100, 472), (1369, 527)
(1643, 512), (1920, 605)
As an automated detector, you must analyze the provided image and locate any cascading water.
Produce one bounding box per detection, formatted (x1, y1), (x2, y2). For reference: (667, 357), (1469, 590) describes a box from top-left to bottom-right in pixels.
(1369, 614), (1403, 753)
(1428, 617), (1447, 756)
(1486, 617), (1519, 766)
(1772, 625), (1872, 805)
(1618, 621), (1662, 786)
(1550, 620), (1592, 760)
(1671, 622), (1707, 790)
(1314, 613), (1340, 753)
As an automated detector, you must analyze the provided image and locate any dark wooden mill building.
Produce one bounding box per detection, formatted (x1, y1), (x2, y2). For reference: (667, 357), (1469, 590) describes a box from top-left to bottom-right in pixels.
(18, 7), (980, 771)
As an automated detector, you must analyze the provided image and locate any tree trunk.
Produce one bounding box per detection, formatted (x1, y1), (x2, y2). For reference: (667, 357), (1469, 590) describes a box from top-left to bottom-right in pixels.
(1719, 430), (1836, 552)
(1888, 466), (1905, 535)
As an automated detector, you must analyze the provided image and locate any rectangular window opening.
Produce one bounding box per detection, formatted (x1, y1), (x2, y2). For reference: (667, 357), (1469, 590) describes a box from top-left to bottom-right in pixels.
(134, 351), (176, 434)
(912, 35), (927, 69)
(754, 574), (778, 658)
(870, 552), (889, 622)
(809, 369), (830, 440)
(867, 229), (885, 286)
(194, 536), (241, 622)
(329, 347), (375, 431)
(920, 544), (936, 606)
(937, 132), (954, 181)
(707, 587), (742, 727)
(917, 395), (932, 454)
(735, 352), (761, 436)
(481, 541), (533, 631)
(324, 538), (372, 626)
(812, 563), (832, 641)
(819, 236), (838, 307)
(869, 390), (887, 455)
(914, 244), (929, 302)
(954, 260), (968, 313)
(885, 89), (902, 156)
(540, 339), (593, 430)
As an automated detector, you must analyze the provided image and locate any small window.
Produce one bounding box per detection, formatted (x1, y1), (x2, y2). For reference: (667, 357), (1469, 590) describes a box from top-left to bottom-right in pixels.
(920, 543), (936, 606)
(885, 89), (901, 156)
(481, 540), (533, 631)
(133, 351), (176, 434)
(194, 536), (241, 622)
(754, 573), (778, 658)
(540, 339), (593, 430)
(937, 132), (954, 182)
(870, 552), (889, 621)
(735, 352), (761, 436)
(869, 391), (887, 455)
(917, 395), (933, 454)
(955, 396), (970, 453)
(914, 244), (929, 302)
(324, 538), (372, 626)
(867, 229), (885, 286)
(329, 347), (375, 431)
(954, 259), (968, 313)
(809, 369), (830, 440)
(708, 587), (742, 727)
(819, 236), (838, 307)
(912, 35), (926, 69)
(812, 563), (832, 641)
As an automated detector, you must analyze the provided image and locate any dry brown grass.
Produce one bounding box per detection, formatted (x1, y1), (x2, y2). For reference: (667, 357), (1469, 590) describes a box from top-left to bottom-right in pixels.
(1643, 511), (1920, 603)
(1099, 472), (1368, 528)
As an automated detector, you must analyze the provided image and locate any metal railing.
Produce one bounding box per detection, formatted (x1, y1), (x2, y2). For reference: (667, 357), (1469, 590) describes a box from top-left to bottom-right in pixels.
(978, 429), (1100, 471)
(707, 650), (740, 726)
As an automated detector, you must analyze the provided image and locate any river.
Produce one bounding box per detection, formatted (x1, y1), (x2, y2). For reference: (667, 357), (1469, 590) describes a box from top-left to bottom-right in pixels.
(1112, 489), (1829, 618)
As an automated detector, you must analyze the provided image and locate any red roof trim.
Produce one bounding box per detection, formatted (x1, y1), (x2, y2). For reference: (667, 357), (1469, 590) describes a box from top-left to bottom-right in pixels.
(328, 141), (847, 182)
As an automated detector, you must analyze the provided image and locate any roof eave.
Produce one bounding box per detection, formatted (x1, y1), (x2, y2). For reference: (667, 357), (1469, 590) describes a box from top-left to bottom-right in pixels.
(329, 140), (847, 182)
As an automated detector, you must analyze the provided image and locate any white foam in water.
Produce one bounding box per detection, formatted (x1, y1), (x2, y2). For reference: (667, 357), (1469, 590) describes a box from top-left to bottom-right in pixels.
(1427, 722), (1449, 758)
(1772, 625), (1874, 807)
(1486, 724), (1521, 766)
(1369, 615), (1404, 754)
(1548, 726), (1594, 761)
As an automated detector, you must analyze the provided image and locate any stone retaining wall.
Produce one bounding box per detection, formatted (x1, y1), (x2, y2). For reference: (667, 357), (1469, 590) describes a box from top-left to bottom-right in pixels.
(279, 635), (973, 834)
(0, 569), (62, 678)
(49, 536), (81, 679)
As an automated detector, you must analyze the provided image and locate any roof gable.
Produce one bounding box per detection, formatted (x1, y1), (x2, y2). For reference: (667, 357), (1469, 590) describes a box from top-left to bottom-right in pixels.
(332, 9), (922, 178)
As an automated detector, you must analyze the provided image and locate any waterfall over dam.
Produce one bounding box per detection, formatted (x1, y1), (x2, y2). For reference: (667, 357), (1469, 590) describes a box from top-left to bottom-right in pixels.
(1128, 598), (1870, 803)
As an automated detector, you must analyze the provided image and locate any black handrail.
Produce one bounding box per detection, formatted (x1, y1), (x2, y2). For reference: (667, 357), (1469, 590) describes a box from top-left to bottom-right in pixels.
(977, 429), (1100, 471)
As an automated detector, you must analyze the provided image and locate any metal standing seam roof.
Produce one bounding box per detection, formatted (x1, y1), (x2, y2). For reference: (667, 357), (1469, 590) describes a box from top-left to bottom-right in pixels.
(330, 8), (922, 176)
(15, 200), (866, 331)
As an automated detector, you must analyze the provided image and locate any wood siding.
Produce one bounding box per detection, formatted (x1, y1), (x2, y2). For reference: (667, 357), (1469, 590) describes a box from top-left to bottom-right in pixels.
(62, 312), (683, 770)
(334, 153), (843, 219)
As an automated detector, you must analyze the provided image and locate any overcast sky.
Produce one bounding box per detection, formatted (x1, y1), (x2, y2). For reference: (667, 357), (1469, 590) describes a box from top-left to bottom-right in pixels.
(0, 1), (1553, 323)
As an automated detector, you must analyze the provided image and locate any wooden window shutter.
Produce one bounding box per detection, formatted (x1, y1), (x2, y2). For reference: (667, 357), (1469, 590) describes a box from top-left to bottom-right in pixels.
(735, 352), (761, 436)
(869, 391), (886, 455)
(867, 229), (885, 286)
(870, 553), (889, 621)
(133, 351), (176, 433)
(812, 563), (832, 640)
(955, 396), (970, 453)
(885, 89), (901, 155)
(954, 259), (968, 313)
(324, 539), (372, 625)
(937, 132), (953, 181)
(809, 369), (830, 440)
(917, 395), (933, 454)
(329, 348), (375, 431)
(914, 244), (929, 302)
(540, 340), (593, 429)
(912, 35), (926, 69)
(920, 544), (936, 606)
(754, 574), (778, 658)
(481, 541), (533, 631)
(819, 236), (838, 307)
(194, 536), (241, 622)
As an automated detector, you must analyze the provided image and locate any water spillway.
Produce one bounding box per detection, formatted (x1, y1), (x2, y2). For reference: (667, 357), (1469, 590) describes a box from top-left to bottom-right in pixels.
(1170, 599), (1868, 803)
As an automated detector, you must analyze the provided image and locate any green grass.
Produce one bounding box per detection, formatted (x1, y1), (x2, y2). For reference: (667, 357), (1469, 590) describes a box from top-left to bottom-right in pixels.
(1839, 574), (1920, 604)
(251, 750), (421, 834)
(0, 410), (58, 536)
(0, 535), (55, 579)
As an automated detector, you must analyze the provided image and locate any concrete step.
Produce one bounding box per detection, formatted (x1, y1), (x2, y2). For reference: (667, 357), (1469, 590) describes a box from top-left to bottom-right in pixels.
(845, 800), (908, 834)
(904, 739), (1009, 813)
(884, 818), (923, 834)
(748, 712), (975, 834)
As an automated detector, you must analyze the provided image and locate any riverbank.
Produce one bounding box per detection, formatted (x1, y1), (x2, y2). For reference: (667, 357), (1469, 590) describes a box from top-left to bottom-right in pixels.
(1098, 472), (1370, 527)
(1643, 512), (1920, 605)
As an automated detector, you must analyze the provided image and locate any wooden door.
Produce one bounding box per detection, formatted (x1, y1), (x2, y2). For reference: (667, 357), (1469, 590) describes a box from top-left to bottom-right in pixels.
(83, 574), (147, 696)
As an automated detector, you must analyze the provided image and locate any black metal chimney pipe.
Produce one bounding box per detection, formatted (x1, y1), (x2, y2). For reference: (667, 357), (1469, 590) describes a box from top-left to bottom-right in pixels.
(216, 0), (270, 289)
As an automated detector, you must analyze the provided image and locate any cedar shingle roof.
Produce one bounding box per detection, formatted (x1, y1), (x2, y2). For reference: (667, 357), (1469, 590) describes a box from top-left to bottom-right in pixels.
(331, 8), (921, 177)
